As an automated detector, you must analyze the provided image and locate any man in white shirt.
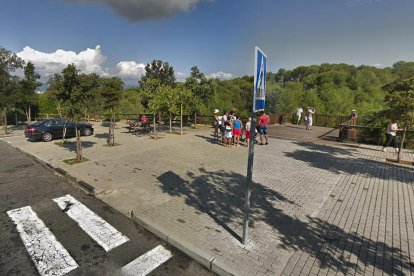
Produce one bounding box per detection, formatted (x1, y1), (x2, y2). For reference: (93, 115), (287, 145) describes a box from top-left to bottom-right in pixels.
(382, 122), (403, 152)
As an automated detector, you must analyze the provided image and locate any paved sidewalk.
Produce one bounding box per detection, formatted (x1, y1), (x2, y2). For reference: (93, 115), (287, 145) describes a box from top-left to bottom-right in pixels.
(2, 124), (414, 275)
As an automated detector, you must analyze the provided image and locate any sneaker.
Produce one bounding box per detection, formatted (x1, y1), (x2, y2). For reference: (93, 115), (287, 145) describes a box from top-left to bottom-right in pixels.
(265, 142), (269, 145)
(395, 148), (399, 153)
(259, 143), (263, 145)
(382, 148), (387, 152)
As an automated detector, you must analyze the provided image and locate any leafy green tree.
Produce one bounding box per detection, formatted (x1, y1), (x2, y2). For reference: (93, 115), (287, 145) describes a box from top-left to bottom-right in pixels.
(101, 76), (123, 146)
(383, 77), (414, 128)
(139, 59), (175, 86)
(184, 66), (218, 124)
(117, 88), (145, 115)
(38, 92), (58, 116)
(18, 62), (41, 123)
(392, 61), (414, 80)
(0, 47), (24, 133)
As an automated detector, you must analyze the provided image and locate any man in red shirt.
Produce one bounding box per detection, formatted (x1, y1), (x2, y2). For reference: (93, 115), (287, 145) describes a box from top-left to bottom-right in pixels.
(258, 111), (270, 145)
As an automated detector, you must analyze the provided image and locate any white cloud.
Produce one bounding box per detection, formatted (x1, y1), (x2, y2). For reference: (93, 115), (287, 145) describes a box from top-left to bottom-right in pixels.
(116, 61), (146, 79)
(15, 45), (233, 86)
(373, 63), (387, 68)
(68, 0), (211, 21)
(208, 71), (233, 80)
(175, 71), (188, 82)
(16, 45), (108, 77)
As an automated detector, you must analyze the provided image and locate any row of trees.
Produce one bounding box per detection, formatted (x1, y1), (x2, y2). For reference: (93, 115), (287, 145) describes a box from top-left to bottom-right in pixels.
(1, 47), (41, 134)
(2, 45), (414, 136)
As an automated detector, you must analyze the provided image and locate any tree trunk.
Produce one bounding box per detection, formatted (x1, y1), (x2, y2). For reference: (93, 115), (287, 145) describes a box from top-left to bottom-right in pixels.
(180, 102), (183, 135)
(107, 112), (114, 146)
(28, 105), (31, 124)
(3, 108), (8, 134)
(76, 123), (82, 162)
(397, 127), (407, 163)
(169, 114), (172, 133)
(62, 120), (68, 144)
(57, 102), (63, 118)
(194, 113), (197, 129)
(111, 112), (115, 146)
(153, 113), (157, 139)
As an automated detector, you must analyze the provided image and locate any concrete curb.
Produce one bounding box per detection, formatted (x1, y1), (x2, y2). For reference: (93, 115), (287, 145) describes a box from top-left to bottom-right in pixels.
(1, 139), (236, 275)
(132, 211), (237, 276)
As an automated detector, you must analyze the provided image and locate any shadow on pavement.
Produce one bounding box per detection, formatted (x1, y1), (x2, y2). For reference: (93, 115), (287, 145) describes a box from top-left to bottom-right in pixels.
(288, 142), (414, 183)
(58, 141), (97, 152)
(156, 167), (412, 274)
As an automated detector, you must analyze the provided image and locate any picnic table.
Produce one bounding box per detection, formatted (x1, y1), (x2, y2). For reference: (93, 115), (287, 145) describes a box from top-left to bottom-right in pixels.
(125, 121), (151, 134)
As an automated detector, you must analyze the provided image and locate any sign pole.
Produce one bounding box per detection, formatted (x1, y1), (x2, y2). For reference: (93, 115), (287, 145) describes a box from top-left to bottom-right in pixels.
(242, 47), (267, 245)
(242, 112), (256, 245)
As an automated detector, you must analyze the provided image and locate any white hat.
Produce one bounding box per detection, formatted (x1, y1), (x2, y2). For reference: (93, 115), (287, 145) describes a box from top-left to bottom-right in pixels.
(352, 109), (356, 112)
(214, 109), (219, 114)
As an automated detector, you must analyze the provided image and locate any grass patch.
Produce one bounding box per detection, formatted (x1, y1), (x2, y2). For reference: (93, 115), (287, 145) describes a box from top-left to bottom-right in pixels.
(63, 157), (89, 165)
(54, 140), (73, 147)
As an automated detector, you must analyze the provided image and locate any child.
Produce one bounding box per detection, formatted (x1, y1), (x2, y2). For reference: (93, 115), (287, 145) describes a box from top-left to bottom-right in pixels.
(245, 118), (251, 147)
(225, 118), (233, 147)
(232, 115), (243, 146)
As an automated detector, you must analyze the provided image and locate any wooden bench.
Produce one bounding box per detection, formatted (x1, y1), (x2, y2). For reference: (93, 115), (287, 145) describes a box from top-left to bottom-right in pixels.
(125, 122), (151, 134)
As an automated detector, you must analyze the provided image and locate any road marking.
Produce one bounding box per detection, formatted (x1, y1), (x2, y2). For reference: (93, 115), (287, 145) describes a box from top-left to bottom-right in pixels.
(121, 245), (172, 276)
(53, 194), (129, 252)
(6, 206), (79, 276)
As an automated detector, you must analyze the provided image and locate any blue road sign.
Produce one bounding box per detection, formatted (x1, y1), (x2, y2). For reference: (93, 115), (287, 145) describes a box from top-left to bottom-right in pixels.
(253, 47), (267, 112)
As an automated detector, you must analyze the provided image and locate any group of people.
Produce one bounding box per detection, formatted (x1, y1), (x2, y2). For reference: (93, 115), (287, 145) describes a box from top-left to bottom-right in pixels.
(213, 109), (270, 147)
(295, 107), (316, 129)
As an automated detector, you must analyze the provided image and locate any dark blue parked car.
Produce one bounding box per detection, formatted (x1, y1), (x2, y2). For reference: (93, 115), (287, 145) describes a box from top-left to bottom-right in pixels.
(24, 118), (94, 142)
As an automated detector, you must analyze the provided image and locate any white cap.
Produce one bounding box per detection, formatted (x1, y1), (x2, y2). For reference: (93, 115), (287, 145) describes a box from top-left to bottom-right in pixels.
(352, 109), (356, 112)
(214, 109), (219, 114)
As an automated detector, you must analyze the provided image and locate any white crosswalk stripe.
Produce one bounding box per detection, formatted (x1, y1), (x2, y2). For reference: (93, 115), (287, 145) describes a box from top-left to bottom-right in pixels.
(6, 206), (79, 276)
(121, 245), (172, 276)
(53, 194), (129, 252)
(7, 195), (172, 276)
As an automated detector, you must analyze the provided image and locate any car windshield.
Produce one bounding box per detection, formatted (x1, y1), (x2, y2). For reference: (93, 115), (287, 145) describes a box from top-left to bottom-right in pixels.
(31, 120), (46, 126)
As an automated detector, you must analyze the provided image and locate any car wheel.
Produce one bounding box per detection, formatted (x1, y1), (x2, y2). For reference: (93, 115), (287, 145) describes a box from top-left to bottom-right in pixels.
(82, 128), (92, 136)
(42, 132), (53, 142)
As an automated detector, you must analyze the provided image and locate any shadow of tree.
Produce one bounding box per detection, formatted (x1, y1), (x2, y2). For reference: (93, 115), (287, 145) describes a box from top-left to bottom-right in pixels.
(294, 142), (358, 156)
(286, 144), (414, 183)
(156, 168), (412, 274)
(195, 135), (222, 145)
(58, 141), (97, 153)
(95, 133), (109, 139)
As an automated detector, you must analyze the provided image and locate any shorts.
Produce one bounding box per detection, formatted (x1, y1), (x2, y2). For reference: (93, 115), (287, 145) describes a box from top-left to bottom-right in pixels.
(259, 126), (268, 135)
(225, 131), (233, 139)
(233, 128), (241, 135)
(245, 130), (251, 139)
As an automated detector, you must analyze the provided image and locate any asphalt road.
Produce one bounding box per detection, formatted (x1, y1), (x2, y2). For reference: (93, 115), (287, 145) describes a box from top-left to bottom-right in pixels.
(0, 141), (214, 276)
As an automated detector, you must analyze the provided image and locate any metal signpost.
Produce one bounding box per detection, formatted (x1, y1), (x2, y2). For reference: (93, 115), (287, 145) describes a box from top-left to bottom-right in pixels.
(242, 47), (267, 245)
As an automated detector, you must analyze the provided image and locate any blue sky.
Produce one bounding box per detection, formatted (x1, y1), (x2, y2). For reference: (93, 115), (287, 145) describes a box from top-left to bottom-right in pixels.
(1, 0), (414, 85)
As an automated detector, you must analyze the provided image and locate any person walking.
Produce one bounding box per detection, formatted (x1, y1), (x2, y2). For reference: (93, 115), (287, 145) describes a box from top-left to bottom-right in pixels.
(258, 111), (270, 145)
(305, 107), (315, 130)
(295, 107), (303, 125)
(382, 121), (403, 153)
(213, 109), (220, 142)
(220, 111), (228, 144)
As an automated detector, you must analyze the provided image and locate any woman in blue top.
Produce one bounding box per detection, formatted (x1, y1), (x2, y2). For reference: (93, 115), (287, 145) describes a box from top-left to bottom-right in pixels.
(232, 115), (243, 147)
